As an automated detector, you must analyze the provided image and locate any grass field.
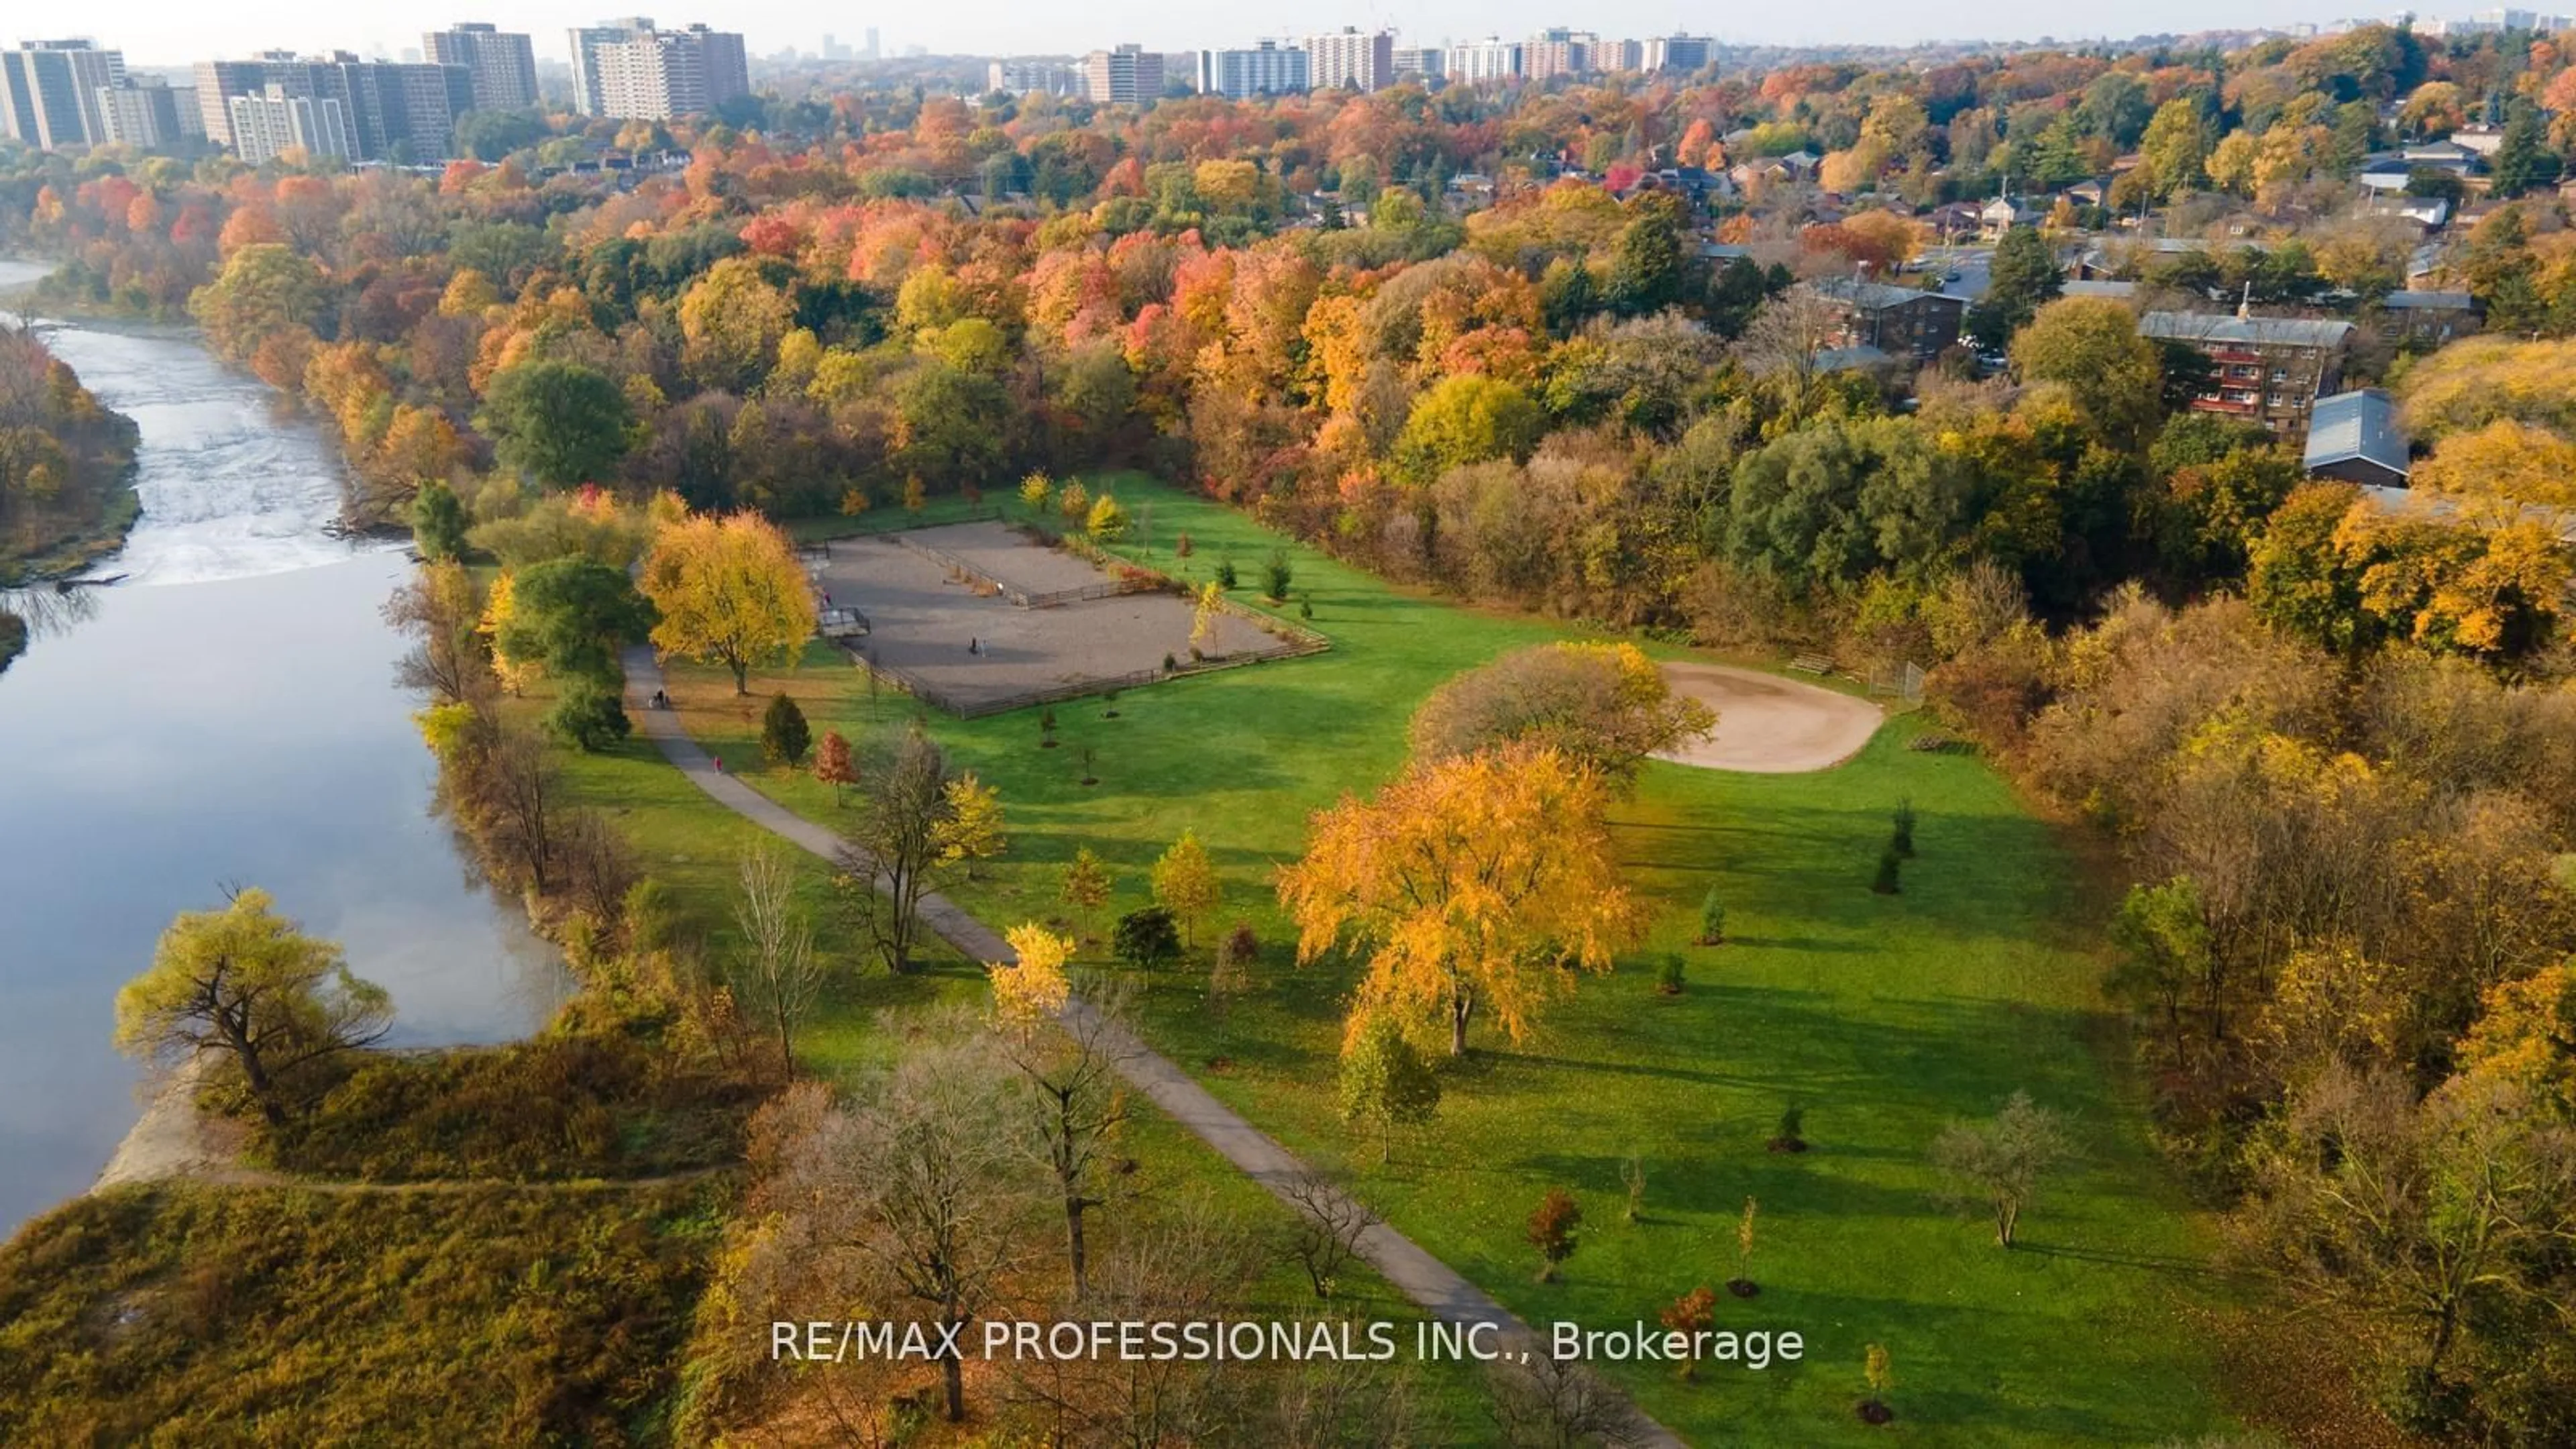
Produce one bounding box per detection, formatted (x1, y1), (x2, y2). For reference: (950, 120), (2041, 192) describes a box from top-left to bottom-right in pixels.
(643, 472), (2240, 1445)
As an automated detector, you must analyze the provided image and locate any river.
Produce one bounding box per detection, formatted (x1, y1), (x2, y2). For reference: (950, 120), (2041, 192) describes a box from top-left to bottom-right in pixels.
(0, 258), (567, 1234)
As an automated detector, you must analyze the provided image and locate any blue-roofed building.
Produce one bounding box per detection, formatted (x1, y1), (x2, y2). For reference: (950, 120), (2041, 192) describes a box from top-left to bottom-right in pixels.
(2304, 388), (2410, 488)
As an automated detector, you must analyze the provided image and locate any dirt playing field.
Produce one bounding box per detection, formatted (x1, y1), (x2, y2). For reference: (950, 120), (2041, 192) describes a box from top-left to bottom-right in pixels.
(813, 523), (1297, 714)
(1654, 663), (1886, 773)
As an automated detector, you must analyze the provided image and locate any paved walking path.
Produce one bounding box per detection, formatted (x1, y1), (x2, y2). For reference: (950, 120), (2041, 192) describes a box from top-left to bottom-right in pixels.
(621, 647), (1683, 1447)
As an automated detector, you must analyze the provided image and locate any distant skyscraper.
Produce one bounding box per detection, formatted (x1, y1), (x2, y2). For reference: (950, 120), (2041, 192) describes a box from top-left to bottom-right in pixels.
(192, 52), (473, 160)
(1304, 28), (1393, 91)
(1521, 29), (1599, 81)
(580, 21), (747, 121)
(1642, 34), (1711, 72)
(95, 78), (184, 148)
(1197, 40), (1307, 99)
(425, 23), (539, 111)
(864, 28), (881, 61)
(228, 85), (352, 164)
(1, 40), (126, 150)
(1082, 44), (1163, 105)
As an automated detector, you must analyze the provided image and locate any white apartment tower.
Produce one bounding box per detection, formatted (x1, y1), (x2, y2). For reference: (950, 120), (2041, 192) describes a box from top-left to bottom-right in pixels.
(1304, 28), (1393, 91)
(572, 19), (748, 120)
(0, 39), (127, 150)
(227, 85), (352, 164)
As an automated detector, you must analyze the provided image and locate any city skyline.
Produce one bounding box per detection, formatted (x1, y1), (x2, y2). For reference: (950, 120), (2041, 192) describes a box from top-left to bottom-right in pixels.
(11, 2), (2462, 71)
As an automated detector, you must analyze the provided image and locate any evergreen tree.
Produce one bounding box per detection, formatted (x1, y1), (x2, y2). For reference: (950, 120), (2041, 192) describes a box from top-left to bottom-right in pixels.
(1971, 225), (2064, 352)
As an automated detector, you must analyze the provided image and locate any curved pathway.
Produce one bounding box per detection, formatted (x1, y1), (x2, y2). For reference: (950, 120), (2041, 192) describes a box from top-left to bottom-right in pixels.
(621, 647), (1683, 1448)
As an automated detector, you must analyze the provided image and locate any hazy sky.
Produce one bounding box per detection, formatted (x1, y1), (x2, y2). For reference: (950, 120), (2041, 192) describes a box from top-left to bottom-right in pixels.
(57, 2), (2363, 70)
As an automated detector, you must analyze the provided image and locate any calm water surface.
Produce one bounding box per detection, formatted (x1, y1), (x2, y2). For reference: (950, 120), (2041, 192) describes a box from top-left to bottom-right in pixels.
(0, 260), (566, 1232)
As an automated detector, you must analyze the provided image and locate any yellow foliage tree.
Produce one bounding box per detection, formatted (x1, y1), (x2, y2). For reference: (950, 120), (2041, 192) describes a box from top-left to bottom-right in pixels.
(479, 570), (539, 696)
(641, 509), (818, 694)
(989, 921), (1074, 1034)
(933, 771), (1007, 879)
(1189, 580), (1222, 655)
(1019, 471), (1053, 511)
(1277, 742), (1644, 1055)
(1150, 830), (1220, 947)
(2411, 419), (2576, 508)
(2455, 961), (2576, 1112)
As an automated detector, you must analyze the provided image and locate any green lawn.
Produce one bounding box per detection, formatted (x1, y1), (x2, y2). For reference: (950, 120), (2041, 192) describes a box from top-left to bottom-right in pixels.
(651, 472), (2239, 1446)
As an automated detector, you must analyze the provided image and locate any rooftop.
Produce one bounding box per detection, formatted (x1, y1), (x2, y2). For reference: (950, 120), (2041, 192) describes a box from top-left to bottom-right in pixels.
(2305, 388), (2410, 480)
(2139, 311), (2355, 349)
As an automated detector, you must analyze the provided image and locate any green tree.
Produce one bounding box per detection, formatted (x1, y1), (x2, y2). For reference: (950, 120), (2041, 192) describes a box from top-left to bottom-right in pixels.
(1111, 906), (1181, 982)
(113, 890), (392, 1126)
(2136, 99), (2212, 199)
(546, 676), (632, 751)
(189, 244), (327, 362)
(1722, 415), (1970, 591)
(1608, 193), (1688, 317)
(1970, 225), (2063, 352)
(493, 556), (653, 684)
(409, 478), (468, 562)
(2010, 297), (2164, 448)
(762, 691), (812, 766)
(2106, 876), (2213, 1068)
(1339, 1012), (1442, 1162)
(1931, 1091), (2074, 1248)
(479, 360), (635, 488)
(2489, 103), (2561, 199)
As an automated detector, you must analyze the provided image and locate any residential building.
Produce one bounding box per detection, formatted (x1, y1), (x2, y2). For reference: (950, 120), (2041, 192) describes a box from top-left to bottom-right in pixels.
(2304, 388), (2411, 488)
(94, 79), (185, 148)
(2140, 311), (2355, 439)
(192, 52), (473, 160)
(2375, 289), (2481, 347)
(1, 39), (125, 150)
(1595, 40), (1646, 73)
(166, 85), (204, 138)
(1393, 46), (1444, 80)
(1305, 28), (1393, 91)
(1814, 277), (1968, 364)
(987, 60), (1081, 97)
(1446, 38), (1521, 85)
(424, 23), (539, 111)
(227, 85), (352, 164)
(1082, 44), (1162, 106)
(191, 60), (267, 146)
(1643, 34), (1712, 72)
(584, 23), (747, 121)
(1522, 29), (1599, 81)
(1196, 42), (1307, 99)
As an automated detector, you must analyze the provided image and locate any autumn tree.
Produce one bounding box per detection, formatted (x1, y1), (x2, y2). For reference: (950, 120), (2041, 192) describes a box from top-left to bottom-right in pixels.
(1392, 374), (1543, 484)
(813, 728), (857, 805)
(1527, 1187), (1582, 1281)
(1281, 742), (1642, 1055)
(1059, 848), (1113, 937)
(1661, 1287), (1719, 1380)
(989, 940), (1134, 1298)
(114, 889), (393, 1126)
(932, 771), (1006, 879)
(641, 508), (817, 694)
(1149, 829), (1220, 947)
(2011, 297), (2163, 448)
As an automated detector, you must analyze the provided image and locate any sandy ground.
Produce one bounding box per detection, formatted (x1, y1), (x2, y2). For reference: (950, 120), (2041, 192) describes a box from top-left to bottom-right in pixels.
(816, 531), (1293, 712)
(1654, 662), (1886, 773)
(91, 1055), (251, 1191)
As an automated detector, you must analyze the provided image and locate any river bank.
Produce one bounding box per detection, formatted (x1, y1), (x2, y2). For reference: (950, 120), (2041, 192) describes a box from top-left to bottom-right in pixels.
(0, 282), (567, 1236)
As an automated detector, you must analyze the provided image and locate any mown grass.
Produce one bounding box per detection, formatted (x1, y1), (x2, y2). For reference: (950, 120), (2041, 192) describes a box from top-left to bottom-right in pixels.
(655, 471), (2241, 1446)
(0, 1179), (729, 1446)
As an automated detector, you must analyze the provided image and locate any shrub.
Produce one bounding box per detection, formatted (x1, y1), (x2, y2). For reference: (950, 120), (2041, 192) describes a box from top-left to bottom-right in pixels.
(546, 677), (631, 752)
(1527, 1187), (1582, 1281)
(1698, 887), (1726, 944)
(760, 692), (810, 766)
(1660, 1286), (1719, 1380)
(1656, 953), (1686, 996)
(1771, 1103), (1807, 1152)
(1264, 547), (1293, 600)
(1214, 556), (1238, 589)
(1299, 593), (1315, 620)
(1112, 906), (1181, 980)
(1174, 530), (1193, 557)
